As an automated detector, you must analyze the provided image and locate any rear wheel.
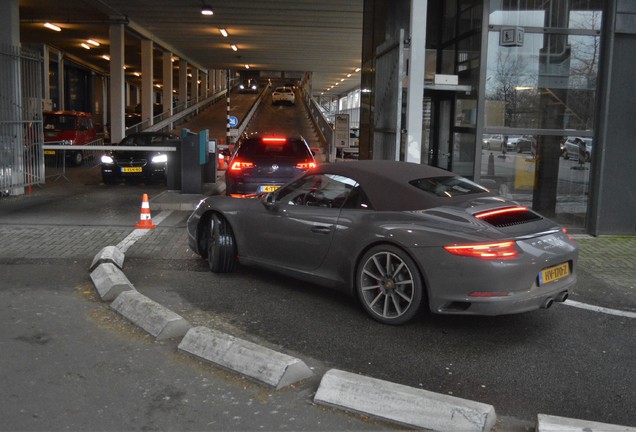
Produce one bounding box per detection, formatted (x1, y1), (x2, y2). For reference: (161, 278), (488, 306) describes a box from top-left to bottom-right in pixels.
(71, 151), (83, 166)
(356, 245), (424, 325)
(206, 214), (236, 273)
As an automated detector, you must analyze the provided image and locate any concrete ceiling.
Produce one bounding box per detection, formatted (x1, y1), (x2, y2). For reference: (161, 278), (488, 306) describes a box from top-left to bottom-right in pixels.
(19, 0), (363, 96)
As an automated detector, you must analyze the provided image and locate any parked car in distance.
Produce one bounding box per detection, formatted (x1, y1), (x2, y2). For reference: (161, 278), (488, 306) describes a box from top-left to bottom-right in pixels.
(100, 132), (180, 184)
(563, 136), (593, 162)
(505, 135), (535, 153)
(43, 111), (97, 166)
(239, 78), (259, 93)
(271, 86), (295, 105)
(225, 134), (317, 196)
(482, 134), (504, 150)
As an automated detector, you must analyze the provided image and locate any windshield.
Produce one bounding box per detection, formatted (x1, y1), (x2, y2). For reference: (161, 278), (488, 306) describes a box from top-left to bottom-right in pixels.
(44, 115), (76, 131)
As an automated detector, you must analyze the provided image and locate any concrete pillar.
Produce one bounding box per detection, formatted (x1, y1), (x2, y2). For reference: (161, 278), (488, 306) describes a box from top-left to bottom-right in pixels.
(109, 22), (126, 143)
(162, 51), (173, 116)
(179, 59), (188, 108)
(42, 46), (50, 103)
(57, 51), (65, 110)
(192, 68), (199, 103)
(0, 0), (24, 195)
(405, 0), (427, 164)
(141, 39), (154, 126)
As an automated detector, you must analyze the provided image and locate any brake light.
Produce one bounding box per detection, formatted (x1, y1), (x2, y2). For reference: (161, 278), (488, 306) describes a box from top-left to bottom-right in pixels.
(230, 161), (254, 171)
(296, 162), (317, 169)
(475, 206), (528, 219)
(444, 241), (519, 259)
(262, 137), (286, 143)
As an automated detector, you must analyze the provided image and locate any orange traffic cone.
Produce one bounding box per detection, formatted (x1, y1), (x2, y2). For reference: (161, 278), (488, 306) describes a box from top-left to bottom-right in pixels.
(135, 193), (156, 229)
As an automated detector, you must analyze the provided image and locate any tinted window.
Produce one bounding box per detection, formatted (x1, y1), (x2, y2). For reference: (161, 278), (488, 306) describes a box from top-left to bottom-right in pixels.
(238, 139), (310, 158)
(276, 174), (360, 208)
(44, 115), (77, 131)
(410, 176), (489, 197)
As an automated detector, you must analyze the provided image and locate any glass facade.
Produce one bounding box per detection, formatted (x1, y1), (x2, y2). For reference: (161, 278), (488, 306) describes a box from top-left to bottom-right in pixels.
(481, 0), (602, 230)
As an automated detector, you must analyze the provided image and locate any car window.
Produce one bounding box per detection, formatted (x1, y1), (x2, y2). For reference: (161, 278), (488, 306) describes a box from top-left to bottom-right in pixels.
(410, 176), (489, 197)
(276, 174), (360, 209)
(238, 139), (310, 158)
(44, 115), (76, 131)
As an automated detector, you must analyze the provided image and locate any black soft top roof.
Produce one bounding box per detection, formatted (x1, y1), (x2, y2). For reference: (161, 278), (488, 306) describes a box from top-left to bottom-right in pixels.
(316, 160), (493, 211)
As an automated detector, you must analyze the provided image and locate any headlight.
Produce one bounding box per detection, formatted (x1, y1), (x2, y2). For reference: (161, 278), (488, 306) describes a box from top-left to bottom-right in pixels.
(101, 155), (114, 164)
(152, 154), (168, 164)
(239, 84), (245, 90)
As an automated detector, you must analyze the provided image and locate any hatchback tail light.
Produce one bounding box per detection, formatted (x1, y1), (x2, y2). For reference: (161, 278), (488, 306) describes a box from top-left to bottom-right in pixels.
(230, 161), (254, 171)
(444, 241), (519, 259)
(296, 162), (317, 170)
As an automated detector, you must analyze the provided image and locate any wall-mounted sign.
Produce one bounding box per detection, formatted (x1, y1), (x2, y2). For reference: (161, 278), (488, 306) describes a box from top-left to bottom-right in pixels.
(500, 27), (524, 47)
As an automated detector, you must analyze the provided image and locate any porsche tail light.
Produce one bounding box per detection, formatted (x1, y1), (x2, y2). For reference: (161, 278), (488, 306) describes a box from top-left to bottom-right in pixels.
(444, 241), (519, 260)
(230, 160), (254, 171)
(296, 161), (317, 169)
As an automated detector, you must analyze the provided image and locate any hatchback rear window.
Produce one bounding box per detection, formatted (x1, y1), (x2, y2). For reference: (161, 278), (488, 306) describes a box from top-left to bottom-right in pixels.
(409, 176), (489, 197)
(238, 139), (310, 158)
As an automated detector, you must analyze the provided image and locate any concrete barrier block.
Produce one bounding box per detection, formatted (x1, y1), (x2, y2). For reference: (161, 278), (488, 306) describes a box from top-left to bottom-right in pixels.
(89, 263), (135, 301)
(537, 414), (636, 432)
(178, 326), (313, 389)
(110, 291), (190, 341)
(90, 245), (125, 271)
(314, 369), (496, 432)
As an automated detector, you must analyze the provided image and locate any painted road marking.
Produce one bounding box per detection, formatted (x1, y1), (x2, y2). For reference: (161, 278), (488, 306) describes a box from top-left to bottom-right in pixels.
(563, 299), (636, 319)
(117, 210), (173, 253)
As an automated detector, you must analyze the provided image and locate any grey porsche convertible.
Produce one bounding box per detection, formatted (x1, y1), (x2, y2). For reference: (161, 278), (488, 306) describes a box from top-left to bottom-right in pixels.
(187, 160), (578, 325)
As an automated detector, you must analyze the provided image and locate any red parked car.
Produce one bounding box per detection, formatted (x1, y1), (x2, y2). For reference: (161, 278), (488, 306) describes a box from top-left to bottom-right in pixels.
(43, 111), (97, 166)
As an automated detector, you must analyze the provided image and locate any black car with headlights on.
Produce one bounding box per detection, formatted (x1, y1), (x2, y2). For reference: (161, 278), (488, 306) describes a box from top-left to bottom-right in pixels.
(101, 132), (180, 184)
(225, 134), (317, 197)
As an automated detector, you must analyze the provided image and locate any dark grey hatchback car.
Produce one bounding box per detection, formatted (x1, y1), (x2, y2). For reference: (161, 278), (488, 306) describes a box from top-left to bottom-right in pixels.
(224, 135), (317, 197)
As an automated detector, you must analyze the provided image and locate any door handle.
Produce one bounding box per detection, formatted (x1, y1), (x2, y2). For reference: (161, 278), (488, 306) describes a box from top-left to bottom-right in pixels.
(311, 226), (332, 235)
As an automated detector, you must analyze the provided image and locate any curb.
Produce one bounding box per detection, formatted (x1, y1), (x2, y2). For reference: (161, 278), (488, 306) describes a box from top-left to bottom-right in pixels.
(111, 290), (191, 341)
(314, 369), (496, 431)
(178, 326), (313, 389)
(537, 414), (636, 432)
(89, 262), (134, 301)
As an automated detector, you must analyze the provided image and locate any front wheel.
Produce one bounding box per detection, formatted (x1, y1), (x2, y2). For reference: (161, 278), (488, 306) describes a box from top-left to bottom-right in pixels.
(356, 245), (424, 325)
(206, 214), (236, 273)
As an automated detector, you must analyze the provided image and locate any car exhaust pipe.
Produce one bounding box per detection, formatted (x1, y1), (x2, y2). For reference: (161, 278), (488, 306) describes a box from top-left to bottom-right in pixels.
(555, 291), (569, 303)
(541, 297), (554, 309)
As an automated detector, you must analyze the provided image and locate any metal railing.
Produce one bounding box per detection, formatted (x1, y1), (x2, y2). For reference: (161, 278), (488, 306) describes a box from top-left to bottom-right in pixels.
(0, 44), (44, 196)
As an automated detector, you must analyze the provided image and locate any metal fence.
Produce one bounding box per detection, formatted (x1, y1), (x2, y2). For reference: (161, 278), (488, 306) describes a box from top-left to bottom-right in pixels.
(0, 44), (44, 196)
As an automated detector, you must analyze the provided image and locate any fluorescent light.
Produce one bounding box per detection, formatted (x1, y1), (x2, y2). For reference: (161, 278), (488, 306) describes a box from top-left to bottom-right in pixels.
(355, 67), (361, 72)
(347, 73), (352, 77)
(44, 22), (61, 32)
(102, 55), (110, 61)
(231, 44), (238, 51)
(219, 28), (228, 37)
(200, 4), (213, 15)
(340, 78), (345, 82)
(133, 72), (141, 77)
(81, 43), (91, 50)
(86, 39), (100, 47)
(244, 64), (250, 69)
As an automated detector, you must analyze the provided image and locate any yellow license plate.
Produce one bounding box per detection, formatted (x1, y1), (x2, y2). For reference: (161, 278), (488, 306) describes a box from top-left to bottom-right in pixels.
(44, 150), (56, 155)
(261, 185), (280, 193)
(539, 262), (570, 285)
(121, 167), (143, 173)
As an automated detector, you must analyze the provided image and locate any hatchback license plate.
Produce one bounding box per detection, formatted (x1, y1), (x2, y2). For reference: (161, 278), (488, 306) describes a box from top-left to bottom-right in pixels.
(121, 167), (142, 173)
(260, 185), (280, 193)
(539, 262), (570, 285)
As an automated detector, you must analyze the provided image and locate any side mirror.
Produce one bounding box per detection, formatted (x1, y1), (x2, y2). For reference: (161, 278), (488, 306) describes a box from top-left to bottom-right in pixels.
(262, 192), (278, 210)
